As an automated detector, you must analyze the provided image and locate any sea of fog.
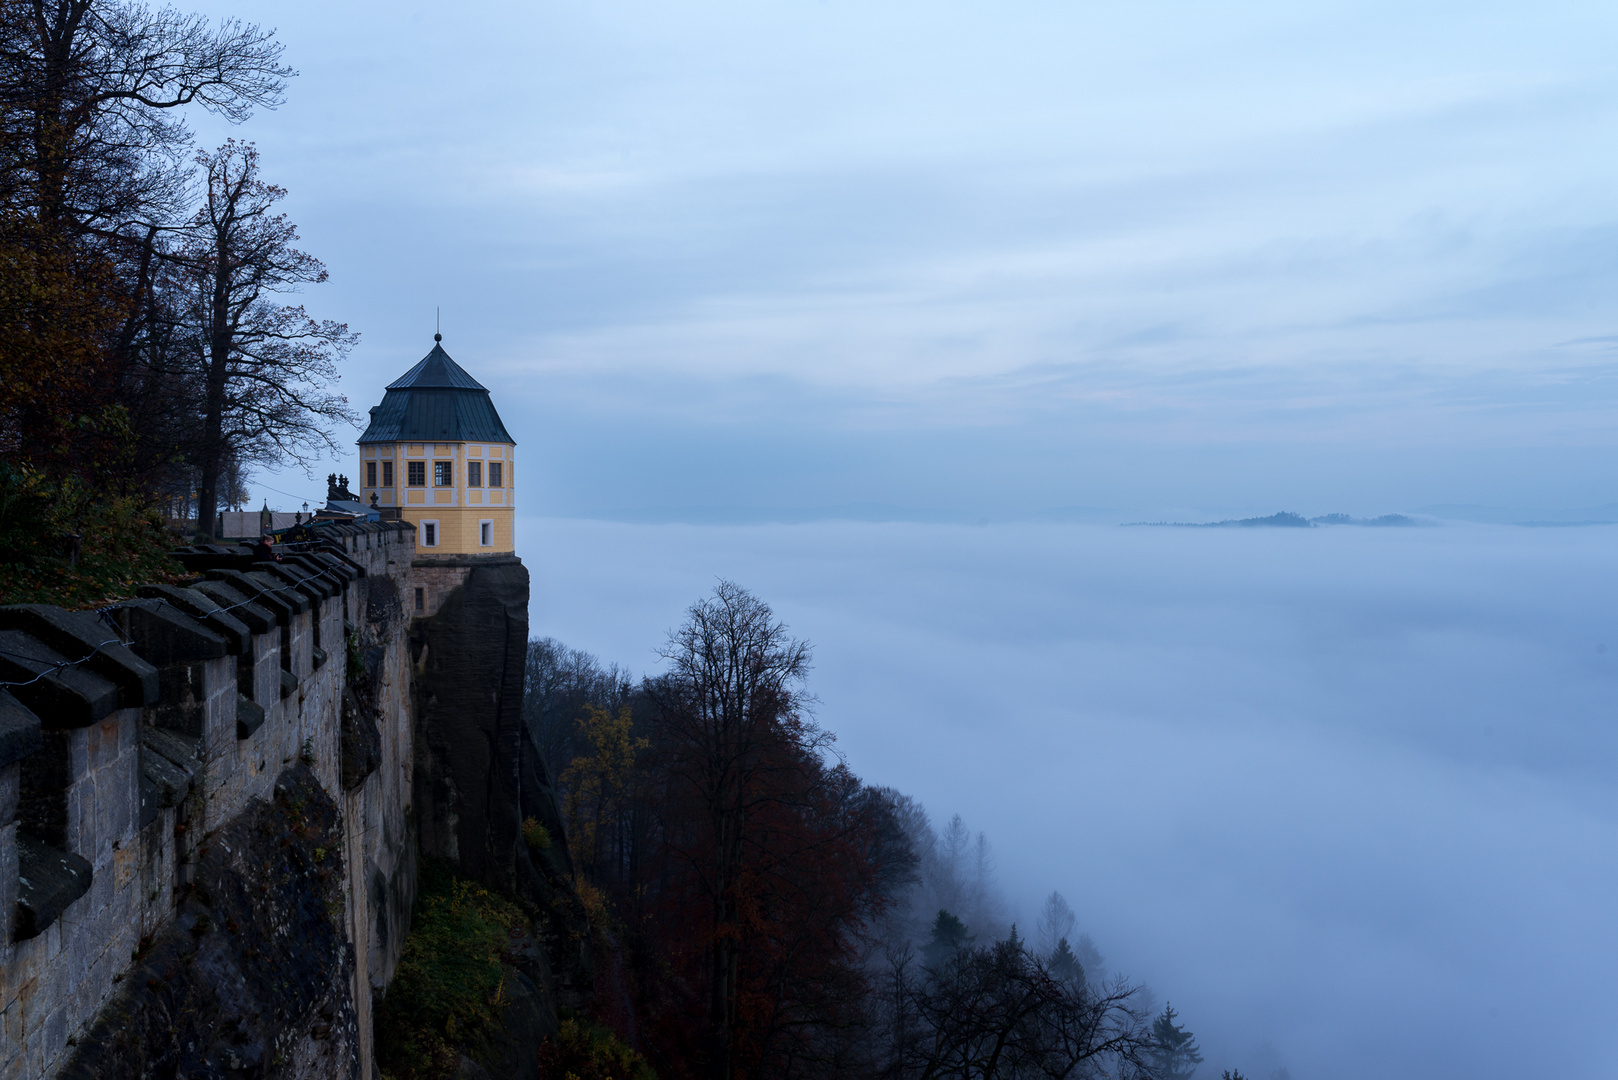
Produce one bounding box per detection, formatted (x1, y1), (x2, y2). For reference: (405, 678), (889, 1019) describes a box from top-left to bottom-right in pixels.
(518, 516), (1618, 1080)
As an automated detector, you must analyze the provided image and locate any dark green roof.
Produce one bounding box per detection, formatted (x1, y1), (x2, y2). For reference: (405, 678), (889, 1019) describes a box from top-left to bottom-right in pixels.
(357, 339), (515, 445)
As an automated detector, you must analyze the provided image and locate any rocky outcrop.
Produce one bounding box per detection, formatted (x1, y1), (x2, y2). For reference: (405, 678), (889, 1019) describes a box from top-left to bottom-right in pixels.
(56, 764), (357, 1080)
(411, 560), (594, 1034)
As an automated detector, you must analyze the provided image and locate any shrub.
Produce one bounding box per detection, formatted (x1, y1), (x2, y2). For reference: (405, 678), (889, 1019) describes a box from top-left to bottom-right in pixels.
(0, 462), (186, 607)
(375, 860), (528, 1080)
(522, 816), (552, 851)
(537, 1018), (655, 1080)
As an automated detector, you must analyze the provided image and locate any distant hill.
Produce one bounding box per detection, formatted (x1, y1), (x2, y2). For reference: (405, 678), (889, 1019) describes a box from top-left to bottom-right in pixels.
(1124, 511), (1423, 528)
(1310, 513), (1422, 527)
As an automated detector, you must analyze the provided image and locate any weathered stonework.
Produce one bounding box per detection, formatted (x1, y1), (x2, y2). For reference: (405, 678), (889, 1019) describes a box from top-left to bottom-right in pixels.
(0, 516), (584, 1079)
(0, 523), (419, 1080)
(53, 764), (358, 1080)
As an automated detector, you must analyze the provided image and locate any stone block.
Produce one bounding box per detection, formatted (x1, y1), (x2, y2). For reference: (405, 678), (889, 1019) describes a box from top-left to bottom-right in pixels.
(0, 633), (119, 731)
(75, 849), (113, 920)
(198, 656), (236, 758)
(0, 1002), (20, 1062)
(0, 820), (16, 951)
(0, 607), (158, 709)
(116, 709), (139, 756)
(13, 953), (56, 1036)
(205, 569), (301, 621)
(252, 635), (280, 709)
(108, 600), (227, 667)
(135, 585), (252, 655)
(0, 693), (41, 773)
(86, 715), (119, 774)
(0, 765), (18, 830)
(14, 833), (91, 940)
(188, 581), (276, 635)
(100, 782), (132, 855)
(139, 743), (192, 810)
(237, 694), (267, 739)
(59, 913), (88, 987)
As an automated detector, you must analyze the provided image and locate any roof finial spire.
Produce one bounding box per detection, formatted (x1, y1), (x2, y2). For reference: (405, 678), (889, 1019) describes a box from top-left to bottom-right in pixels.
(435, 306), (441, 343)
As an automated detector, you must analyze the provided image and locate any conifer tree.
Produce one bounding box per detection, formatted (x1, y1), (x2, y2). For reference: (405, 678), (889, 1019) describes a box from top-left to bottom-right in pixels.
(1149, 1003), (1205, 1080)
(1049, 936), (1083, 983)
(924, 909), (975, 967)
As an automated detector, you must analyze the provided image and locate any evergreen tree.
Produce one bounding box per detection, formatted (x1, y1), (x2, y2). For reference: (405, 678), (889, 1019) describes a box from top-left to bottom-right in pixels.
(1148, 1003), (1204, 1080)
(1074, 933), (1106, 981)
(924, 909), (974, 967)
(1048, 936), (1083, 983)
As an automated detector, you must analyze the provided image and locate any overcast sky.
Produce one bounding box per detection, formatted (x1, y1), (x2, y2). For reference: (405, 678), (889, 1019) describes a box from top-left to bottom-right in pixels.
(207, 0), (1618, 519)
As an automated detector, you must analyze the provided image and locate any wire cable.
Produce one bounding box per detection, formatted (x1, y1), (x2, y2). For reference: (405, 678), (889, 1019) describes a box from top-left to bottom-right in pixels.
(0, 550), (358, 689)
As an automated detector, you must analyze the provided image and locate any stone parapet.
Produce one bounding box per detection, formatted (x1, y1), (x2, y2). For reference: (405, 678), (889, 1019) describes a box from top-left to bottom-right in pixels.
(0, 520), (419, 1080)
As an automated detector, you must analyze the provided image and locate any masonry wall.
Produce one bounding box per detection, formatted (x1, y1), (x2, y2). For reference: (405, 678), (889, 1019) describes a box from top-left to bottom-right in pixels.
(0, 521), (420, 1080)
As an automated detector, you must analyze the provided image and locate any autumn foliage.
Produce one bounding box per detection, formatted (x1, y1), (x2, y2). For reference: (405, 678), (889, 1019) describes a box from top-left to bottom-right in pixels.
(530, 583), (1178, 1080)
(548, 583), (914, 1080)
(0, 0), (351, 602)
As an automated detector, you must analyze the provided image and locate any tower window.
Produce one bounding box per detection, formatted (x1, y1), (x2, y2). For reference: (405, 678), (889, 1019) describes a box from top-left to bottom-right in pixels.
(467, 461), (482, 487)
(407, 461), (425, 486)
(383, 461), (394, 487)
(489, 462), (503, 488)
(434, 461), (453, 486)
(421, 520), (437, 547)
(479, 519), (493, 546)
(366, 461), (377, 487)
(414, 587), (424, 611)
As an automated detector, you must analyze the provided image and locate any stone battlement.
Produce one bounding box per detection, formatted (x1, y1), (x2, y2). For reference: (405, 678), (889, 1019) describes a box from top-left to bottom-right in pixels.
(0, 521), (419, 1080)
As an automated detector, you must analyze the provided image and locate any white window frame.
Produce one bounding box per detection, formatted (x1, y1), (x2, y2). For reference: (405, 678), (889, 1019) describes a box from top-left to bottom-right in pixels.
(420, 519), (439, 548)
(479, 519), (494, 547)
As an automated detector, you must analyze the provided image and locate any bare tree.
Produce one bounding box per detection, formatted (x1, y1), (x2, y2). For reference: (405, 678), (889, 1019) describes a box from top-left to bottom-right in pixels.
(176, 140), (355, 538)
(522, 636), (635, 772)
(873, 932), (1164, 1080)
(650, 580), (817, 1080)
(1037, 891), (1078, 958)
(0, 0), (292, 489)
(0, 0), (291, 239)
(888, 932), (1156, 1080)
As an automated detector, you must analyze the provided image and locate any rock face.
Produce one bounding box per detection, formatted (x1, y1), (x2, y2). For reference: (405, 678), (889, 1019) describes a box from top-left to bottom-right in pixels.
(56, 764), (358, 1080)
(411, 560), (593, 1024)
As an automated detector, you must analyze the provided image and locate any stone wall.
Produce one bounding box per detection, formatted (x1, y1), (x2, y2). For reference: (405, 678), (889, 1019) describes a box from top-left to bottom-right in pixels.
(0, 521), (419, 1080)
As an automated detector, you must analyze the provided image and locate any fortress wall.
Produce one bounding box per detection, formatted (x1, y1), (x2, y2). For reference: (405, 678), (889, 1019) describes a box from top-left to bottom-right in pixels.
(407, 559), (478, 620)
(0, 521), (419, 1080)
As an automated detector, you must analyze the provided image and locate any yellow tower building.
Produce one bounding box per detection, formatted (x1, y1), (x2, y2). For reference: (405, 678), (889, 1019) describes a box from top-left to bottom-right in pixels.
(357, 335), (517, 555)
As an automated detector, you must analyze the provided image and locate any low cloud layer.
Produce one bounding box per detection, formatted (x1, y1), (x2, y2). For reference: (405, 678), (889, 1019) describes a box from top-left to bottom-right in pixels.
(525, 516), (1618, 1080)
